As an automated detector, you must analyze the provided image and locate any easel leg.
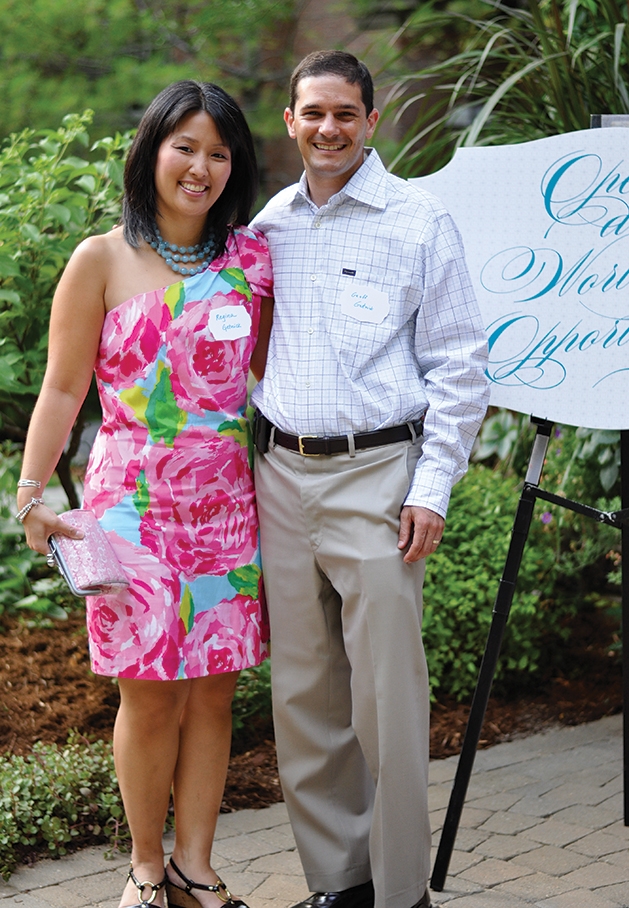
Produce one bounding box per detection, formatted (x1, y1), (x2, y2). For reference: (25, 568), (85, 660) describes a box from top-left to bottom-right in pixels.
(430, 419), (552, 891)
(622, 429), (629, 825)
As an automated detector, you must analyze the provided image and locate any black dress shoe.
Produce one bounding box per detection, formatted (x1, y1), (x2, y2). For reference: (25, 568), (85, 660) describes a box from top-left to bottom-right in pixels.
(291, 880), (374, 908)
(410, 891), (432, 908)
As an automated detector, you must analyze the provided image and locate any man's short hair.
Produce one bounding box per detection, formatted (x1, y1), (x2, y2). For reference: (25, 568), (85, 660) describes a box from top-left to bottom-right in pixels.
(289, 50), (374, 114)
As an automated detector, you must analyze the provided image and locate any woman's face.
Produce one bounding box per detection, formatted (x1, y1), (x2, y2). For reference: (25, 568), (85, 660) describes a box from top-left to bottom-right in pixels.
(154, 110), (232, 228)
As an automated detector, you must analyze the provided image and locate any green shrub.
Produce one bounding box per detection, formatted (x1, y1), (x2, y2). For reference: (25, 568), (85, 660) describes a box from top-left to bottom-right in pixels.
(0, 113), (131, 506)
(0, 656), (273, 880)
(424, 464), (551, 698)
(531, 425), (621, 594)
(0, 113), (132, 609)
(473, 414), (622, 591)
(474, 413), (621, 501)
(0, 734), (128, 880)
(384, 0), (629, 177)
(231, 660), (272, 751)
(0, 444), (81, 623)
(423, 460), (618, 700)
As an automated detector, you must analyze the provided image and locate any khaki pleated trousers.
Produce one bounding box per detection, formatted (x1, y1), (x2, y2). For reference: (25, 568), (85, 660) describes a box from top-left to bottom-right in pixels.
(255, 437), (432, 908)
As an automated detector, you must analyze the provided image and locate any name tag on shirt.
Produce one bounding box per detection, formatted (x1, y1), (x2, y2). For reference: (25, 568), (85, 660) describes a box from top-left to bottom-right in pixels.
(339, 285), (390, 325)
(208, 306), (252, 340)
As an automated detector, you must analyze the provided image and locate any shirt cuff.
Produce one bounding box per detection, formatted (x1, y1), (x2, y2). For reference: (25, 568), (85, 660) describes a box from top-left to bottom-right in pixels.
(403, 462), (456, 519)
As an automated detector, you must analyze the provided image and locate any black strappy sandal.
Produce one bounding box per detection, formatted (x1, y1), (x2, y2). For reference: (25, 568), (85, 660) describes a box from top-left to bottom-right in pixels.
(124, 865), (168, 907)
(166, 858), (250, 908)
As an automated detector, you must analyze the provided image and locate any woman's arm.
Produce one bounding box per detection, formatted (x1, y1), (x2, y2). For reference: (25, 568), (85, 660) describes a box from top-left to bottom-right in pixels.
(249, 296), (273, 382)
(17, 236), (109, 554)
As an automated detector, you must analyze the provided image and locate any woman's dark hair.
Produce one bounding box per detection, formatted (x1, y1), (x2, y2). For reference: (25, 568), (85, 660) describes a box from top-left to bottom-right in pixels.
(122, 81), (258, 252)
(289, 51), (374, 115)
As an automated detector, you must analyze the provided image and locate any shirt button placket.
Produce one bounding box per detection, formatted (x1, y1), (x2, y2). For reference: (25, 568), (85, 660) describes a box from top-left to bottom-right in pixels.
(306, 213), (324, 393)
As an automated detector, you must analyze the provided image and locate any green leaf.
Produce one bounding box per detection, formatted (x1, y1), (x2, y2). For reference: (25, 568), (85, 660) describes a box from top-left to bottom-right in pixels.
(227, 563), (261, 598)
(217, 417), (249, 447)
(75, 175), (96, 193)
(0, 359), (18, 392)
(600, 463), (619, 491)
(145, 364), (187, 446)
(0, 290), (20, 304)
(44, 203), (72, 226)
(20, 224), (42, 243)
(179, 585), (195, 634)
(14, 597), (68, 619)
(221, 267), (252, 300)
(105, 158), (124, 185)
(133, 470), (150, 518)
(0, 259), (20, 278)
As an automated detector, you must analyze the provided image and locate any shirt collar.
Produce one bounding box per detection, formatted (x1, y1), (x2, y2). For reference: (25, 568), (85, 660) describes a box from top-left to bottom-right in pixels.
(293, 148), (388, 211)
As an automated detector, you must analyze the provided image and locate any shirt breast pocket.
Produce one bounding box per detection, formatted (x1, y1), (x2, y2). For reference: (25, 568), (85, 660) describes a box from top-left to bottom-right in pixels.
(324, 271), (416, 374)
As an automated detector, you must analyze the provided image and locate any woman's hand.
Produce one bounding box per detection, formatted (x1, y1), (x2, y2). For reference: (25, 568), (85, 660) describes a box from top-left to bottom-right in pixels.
(19, 502), (84, 556)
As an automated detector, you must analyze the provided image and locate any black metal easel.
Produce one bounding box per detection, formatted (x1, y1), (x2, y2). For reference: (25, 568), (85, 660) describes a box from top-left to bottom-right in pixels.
(430, 418), (629, 891)
(430, 112), (629, 892)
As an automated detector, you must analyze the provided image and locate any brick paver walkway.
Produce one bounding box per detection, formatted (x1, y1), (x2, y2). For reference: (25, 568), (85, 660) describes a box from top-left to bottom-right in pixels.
(1, 714), (626, 907)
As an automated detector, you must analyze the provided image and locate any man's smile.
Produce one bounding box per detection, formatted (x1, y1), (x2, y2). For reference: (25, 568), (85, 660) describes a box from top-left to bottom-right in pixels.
(312, 142), (346, 151)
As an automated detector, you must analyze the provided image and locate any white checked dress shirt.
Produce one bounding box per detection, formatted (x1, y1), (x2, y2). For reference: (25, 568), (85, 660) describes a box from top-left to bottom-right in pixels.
(251, 149), (489, 517)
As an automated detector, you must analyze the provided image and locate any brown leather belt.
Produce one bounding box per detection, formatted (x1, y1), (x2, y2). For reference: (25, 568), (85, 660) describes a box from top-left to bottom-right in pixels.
(256, 413), (424, 457)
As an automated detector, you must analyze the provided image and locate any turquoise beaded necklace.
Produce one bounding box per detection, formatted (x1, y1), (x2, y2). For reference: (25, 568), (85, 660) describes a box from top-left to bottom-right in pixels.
(146, 227), (218, 276)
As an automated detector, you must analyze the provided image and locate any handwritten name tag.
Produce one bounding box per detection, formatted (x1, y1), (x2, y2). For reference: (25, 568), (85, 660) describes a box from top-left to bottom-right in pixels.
(340, 285), (390, 324)
(208, 306), (252, 341)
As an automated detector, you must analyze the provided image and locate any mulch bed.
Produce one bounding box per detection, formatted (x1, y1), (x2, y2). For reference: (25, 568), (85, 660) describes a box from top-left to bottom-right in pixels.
(0, 607), (622, 812)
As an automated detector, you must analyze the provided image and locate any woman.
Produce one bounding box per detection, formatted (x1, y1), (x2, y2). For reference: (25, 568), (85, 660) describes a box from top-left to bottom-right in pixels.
(16, 81), (272, 908)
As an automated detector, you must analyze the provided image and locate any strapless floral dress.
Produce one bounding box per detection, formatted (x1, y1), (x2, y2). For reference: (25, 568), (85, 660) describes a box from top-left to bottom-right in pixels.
(81, 227), (271, 680)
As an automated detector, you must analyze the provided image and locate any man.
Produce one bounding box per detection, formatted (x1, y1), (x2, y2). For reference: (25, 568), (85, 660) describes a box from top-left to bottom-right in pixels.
(251, 50), (489, 908)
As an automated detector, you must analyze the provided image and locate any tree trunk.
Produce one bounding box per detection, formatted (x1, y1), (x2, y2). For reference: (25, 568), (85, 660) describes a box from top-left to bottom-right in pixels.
(55, 451), (80, 509)
(53, 409), (87, 510)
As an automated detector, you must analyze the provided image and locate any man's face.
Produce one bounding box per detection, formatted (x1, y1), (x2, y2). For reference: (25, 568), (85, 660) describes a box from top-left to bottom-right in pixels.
(284, 74), (379, 191)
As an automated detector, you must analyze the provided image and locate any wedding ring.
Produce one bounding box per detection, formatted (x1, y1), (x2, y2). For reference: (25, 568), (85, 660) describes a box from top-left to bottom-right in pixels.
(432, 539), (441, 544)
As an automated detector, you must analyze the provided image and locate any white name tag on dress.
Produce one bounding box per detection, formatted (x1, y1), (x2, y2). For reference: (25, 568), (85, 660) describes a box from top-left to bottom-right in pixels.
(209, 306), (252, 341)
(339, 285), (390, 324)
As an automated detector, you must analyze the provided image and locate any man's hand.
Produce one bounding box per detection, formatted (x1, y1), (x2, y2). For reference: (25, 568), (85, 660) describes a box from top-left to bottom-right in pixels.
(398, 506), (445, 563)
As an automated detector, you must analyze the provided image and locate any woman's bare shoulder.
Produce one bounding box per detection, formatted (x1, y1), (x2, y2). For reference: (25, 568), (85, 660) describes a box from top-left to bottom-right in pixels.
(58, 228), (138, 305)
(70, 226), (124, 270)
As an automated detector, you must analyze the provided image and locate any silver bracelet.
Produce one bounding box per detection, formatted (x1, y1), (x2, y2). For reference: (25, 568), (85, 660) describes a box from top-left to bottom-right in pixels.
(17, 479), (42, 489)
(15, 497), (45, 523)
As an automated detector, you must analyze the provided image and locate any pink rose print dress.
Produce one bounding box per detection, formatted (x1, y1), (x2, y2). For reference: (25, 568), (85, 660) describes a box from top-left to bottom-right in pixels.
(81, 227), (271, 680)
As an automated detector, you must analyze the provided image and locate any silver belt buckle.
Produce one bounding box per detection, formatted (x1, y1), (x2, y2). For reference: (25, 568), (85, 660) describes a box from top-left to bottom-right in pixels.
(298, 435), (319, 456)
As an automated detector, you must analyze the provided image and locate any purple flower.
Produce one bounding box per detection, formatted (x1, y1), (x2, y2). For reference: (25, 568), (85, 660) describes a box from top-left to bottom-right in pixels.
(541, 511), (553, 524)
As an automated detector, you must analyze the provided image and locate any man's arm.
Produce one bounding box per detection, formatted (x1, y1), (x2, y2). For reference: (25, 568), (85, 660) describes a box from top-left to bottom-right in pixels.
(403, 208), (490, 531)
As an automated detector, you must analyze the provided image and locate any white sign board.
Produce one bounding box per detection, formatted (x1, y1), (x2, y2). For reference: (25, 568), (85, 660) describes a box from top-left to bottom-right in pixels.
(412, 129), (629, 429)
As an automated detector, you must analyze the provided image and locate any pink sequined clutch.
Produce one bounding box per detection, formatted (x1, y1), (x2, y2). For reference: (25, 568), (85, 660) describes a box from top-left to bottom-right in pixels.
(48, 509), (129, 597)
